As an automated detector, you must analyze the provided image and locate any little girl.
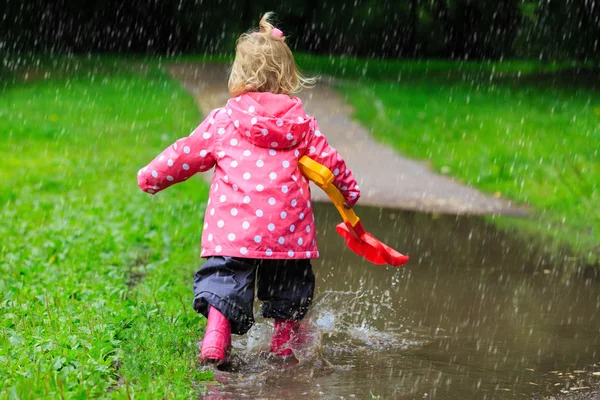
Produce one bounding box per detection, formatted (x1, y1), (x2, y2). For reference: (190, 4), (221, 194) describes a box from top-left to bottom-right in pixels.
(137, 13), (360, 365)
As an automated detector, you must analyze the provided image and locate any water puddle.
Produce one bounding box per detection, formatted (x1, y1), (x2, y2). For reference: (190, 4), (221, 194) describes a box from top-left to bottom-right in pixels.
(200, 203), (600, 399)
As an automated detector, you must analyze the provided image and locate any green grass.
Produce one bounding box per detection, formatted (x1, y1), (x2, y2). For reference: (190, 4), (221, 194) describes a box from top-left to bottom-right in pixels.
(295, 53), (597, 81)
(0, 60), (212, 398)
(298, 58), (600, 264)
(1, 51), (598, 398)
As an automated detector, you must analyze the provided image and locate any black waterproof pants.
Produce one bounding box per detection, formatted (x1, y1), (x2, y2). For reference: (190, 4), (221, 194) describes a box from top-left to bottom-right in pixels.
(193, 256), (315, 335)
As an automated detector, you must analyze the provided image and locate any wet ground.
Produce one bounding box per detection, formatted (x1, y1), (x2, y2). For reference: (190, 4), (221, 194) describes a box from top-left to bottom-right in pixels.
(176, 61), (597, 399)
(200, 203), (600, 400)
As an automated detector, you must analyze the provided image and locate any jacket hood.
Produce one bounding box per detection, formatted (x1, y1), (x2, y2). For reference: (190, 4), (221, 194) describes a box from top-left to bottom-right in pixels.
(226, 92), (311, 149)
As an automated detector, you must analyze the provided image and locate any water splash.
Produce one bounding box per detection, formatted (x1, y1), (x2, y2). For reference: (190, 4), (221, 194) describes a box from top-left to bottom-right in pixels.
(200, 290), (427, 399)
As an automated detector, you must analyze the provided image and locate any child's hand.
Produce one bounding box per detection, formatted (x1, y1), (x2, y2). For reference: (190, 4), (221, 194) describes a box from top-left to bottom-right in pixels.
(343, 201), (352, 210)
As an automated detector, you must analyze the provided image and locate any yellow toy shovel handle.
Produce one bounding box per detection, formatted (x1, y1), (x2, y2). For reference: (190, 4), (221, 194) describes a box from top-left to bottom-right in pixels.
(299, 157), (410, 267)
(298, 156), (360, 228)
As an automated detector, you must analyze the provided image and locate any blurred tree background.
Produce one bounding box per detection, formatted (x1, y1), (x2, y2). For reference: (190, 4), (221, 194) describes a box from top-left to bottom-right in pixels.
(1, 0), (598, 60)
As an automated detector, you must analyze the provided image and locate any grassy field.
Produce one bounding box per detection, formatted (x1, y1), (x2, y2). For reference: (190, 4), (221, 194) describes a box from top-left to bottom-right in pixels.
(0, 60), (212, 398)
(1, 52), (598, 398)
(295, 56), (600, 265)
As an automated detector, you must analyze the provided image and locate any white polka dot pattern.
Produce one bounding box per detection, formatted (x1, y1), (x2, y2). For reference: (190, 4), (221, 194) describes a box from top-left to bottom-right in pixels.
(137, 93), (360, 260)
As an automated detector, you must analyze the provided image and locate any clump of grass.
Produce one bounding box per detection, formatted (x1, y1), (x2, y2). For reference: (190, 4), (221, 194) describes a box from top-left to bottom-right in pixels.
(0, 59), (212, 397)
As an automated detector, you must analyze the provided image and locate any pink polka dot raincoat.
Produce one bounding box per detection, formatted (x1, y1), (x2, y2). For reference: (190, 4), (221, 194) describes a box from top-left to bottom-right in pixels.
(138, 92), (360, 259)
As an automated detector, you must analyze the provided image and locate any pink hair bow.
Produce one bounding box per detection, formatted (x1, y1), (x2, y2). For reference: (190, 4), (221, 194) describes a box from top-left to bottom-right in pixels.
(271, 28), (283, 38)
(254, 27), (284, 39)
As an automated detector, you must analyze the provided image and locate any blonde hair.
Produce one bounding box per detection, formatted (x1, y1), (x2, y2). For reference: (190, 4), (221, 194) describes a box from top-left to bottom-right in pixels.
(228, 12), (316, 97)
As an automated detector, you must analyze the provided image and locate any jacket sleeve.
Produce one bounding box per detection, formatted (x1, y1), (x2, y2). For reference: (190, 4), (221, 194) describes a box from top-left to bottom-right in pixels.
(305, 118), (361, 207)
(137, 109), (219, 195)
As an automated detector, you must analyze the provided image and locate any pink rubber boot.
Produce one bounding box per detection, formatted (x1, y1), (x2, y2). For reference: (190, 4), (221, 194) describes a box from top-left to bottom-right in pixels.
(200, 307), (231, 365)
(271, 319), (296, 357)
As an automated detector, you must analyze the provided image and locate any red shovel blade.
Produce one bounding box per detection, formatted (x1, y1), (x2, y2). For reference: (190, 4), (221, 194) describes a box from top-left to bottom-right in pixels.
(335, 223), (410, 267)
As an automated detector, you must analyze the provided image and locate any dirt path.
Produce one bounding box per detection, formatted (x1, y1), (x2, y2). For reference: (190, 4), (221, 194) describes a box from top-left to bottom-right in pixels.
(168, 62), (526, 216)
